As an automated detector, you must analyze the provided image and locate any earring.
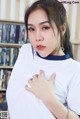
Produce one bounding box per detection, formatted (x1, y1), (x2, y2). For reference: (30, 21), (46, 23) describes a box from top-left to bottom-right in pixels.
(61, 47), (65, 51)
(61, 35), (65, 51)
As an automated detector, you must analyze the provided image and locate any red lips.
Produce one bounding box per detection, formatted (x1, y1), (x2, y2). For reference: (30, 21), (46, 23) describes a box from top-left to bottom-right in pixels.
(36, 45), (46, 50)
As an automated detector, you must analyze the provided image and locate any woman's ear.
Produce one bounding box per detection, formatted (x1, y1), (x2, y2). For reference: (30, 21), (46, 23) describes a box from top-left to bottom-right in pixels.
(60, 23), (66, 36)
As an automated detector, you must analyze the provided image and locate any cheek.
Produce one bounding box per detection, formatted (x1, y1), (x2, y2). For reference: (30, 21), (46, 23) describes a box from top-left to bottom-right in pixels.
(49, 35), (59, 49)
(29, 37), (36, 48)
(51, 31), (60, 45)
(28, 33), (32, 39)
(28, 34), (34, 42)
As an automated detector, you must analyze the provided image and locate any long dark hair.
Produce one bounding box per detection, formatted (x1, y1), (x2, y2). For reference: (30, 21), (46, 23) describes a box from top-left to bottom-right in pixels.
(24, 0), (73, 58)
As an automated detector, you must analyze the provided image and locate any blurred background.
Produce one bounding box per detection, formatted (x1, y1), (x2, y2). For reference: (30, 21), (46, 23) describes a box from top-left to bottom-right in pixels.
(0, 0), (80, 61)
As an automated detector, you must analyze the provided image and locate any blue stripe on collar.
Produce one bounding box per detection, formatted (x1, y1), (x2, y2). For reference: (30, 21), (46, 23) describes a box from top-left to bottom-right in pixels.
(36, 52), (71, 60)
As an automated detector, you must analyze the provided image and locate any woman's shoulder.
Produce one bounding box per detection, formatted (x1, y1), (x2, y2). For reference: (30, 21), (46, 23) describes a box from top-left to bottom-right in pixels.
(69, 59), (80, 78)
(65, 58), (80, 77)
(20, 43), (32, 54)
(68, 58), (80, 69)
(19, 43), (34, 60)
(20, 43), (32, 51)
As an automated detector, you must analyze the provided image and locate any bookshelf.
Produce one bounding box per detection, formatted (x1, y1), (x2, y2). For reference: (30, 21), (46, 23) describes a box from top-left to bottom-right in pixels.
(0, 42), (22, 48)
(0, 20), (27, 117)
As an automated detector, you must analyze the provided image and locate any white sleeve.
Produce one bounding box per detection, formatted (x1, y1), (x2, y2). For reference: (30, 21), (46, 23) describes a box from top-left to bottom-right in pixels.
(6, 44), (28, 116)
(8, 43), (31, 80)
(11, 44), (28, 74)
(6, 43), (56, 119)
(67, 66), (80, 115)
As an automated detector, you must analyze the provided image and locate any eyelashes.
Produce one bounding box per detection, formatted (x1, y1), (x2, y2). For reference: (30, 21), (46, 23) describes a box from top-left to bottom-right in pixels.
(28, 26), (50, 32)
(28, 27), (35, 32)
(42, 26), (50, 30)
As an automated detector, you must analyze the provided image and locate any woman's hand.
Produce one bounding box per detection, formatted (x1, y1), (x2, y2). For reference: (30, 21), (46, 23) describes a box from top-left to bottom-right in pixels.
(25, 70), (56, 102)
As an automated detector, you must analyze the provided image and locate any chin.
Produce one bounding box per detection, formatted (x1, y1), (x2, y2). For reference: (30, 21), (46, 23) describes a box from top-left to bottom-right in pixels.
(38, 52), (49, 58)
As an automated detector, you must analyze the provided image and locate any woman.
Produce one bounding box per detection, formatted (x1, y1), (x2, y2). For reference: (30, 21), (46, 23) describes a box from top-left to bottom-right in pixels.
(6, 0), (80, 119)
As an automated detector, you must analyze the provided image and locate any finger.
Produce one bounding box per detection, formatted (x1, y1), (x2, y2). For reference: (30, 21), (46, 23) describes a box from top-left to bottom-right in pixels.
(33, 74), (38, 77)
(25, 84), (32, 92)
(35, 74), (38, 78)
(25, 84), (28, 89)
(30, 78), (33, 81)
(39, 70), (45, 78)
(49, 73), (56, 83)
(28, 78), (34, 85)
(33, 74), (38, 79)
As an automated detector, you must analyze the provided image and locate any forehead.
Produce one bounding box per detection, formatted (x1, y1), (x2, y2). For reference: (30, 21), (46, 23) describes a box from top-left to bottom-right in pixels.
(28, 8), (49, 24)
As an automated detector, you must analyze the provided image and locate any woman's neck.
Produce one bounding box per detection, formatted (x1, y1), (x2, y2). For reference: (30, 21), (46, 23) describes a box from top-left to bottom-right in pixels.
(51, 47), (65, 56)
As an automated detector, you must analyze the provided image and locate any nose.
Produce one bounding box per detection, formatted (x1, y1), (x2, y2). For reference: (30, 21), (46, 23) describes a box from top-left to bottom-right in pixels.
(35, 30), (43, 41)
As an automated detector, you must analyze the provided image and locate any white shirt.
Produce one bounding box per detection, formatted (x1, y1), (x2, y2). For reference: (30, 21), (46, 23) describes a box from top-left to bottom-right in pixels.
(6, 43), (80, 119)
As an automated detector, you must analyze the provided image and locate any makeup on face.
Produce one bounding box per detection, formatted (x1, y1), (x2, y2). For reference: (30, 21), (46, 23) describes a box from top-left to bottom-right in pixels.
(36, 45), (46, 51)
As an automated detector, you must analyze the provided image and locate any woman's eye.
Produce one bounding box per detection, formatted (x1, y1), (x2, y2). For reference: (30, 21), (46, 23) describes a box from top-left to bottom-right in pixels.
(28, 27), (35, 32)
(42, 26), (50, 30)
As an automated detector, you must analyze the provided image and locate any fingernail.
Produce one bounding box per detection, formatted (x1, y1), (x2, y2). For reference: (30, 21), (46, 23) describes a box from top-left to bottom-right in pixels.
(52, 73), (56, 78)
(30, 78), (33, 81)
(25, 85), (28, 89)
(40, 70), (43, 73)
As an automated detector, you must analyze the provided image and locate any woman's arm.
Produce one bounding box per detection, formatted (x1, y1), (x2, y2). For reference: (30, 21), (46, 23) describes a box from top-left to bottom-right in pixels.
(25, 70), (80, 119)
(43, 94), (79, 119)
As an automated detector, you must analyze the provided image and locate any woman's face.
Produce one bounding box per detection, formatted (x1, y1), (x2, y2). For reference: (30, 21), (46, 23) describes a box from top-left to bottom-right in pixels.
(28, 8), (63, 57)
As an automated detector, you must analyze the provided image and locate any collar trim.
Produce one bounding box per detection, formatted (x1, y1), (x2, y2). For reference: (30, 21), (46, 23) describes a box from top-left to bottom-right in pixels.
(36, 52), (71, 61)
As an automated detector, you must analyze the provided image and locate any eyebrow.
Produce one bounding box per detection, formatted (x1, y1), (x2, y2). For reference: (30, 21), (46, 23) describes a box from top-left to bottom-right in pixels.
(28, 21), (50, 26)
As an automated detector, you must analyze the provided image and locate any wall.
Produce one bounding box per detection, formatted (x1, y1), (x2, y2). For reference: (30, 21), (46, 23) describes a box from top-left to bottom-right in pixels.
(0, 0), (30, 21)
(63, 1), (80, 61)
(0, 0), (80, 61)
